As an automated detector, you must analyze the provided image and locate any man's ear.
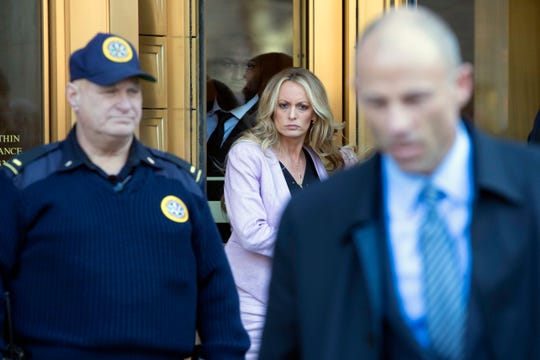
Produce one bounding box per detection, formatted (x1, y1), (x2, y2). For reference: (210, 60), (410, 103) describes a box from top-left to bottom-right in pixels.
(66, 82), (80, 111)
(455, 63), (474, 108)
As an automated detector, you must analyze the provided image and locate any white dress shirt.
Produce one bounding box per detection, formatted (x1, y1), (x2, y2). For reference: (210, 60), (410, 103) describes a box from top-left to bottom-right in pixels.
(206, 95), (259, 145)
(382, 121), (473, 347)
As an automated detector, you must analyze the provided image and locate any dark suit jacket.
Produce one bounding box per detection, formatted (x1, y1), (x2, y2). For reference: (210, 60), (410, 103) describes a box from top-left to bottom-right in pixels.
(259, 125), (540, 360)
(206, 102), (258, 177)
(206, 102), (259, 242)
(527, 109), (540, 144)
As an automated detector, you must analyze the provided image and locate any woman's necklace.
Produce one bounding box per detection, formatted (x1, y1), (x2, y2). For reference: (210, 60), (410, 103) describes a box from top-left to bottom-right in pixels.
(277, 147), (306, 186)
(295, 154), (305, 184)
(285, 152), (305, 185)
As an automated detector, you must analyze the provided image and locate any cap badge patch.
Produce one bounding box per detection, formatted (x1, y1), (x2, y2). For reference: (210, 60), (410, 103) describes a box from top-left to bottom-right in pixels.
(102, 36), (133, 63)
(161, 195), (189, 223)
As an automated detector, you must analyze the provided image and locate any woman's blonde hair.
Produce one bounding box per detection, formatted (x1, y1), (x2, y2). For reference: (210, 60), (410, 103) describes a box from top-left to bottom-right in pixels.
(242, 67), (346, 172)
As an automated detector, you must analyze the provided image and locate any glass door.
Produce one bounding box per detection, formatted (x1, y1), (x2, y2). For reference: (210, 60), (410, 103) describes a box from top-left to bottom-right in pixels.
(204, 0), (295, 241)
(0, 0), (44, 164)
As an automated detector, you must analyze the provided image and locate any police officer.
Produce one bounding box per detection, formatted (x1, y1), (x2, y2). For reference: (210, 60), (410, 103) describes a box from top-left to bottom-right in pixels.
(0, 33), (249, 360)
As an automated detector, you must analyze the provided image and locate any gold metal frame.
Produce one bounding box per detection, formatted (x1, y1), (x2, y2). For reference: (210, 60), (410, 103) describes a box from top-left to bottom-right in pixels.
(42, 0), (50, 143)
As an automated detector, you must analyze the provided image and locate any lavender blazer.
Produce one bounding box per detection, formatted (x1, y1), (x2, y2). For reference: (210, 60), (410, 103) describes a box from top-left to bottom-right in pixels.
(224, 140), (329, 304)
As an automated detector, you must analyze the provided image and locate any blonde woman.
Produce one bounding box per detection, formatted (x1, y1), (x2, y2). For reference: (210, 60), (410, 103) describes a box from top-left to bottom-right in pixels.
(223, 67), (356, 358)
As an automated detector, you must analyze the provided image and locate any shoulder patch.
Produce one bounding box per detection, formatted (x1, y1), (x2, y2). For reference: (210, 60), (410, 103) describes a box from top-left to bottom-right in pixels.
(149, 149), (202, 184)
(2, 142), (60, 175)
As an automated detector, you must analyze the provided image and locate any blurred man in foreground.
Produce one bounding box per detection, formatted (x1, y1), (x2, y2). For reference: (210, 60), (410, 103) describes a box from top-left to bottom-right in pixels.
(260, 6), (540, 360)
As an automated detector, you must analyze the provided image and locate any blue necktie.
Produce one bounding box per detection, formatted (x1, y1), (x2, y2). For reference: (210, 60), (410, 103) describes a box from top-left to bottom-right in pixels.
(419, 184), (465, 360)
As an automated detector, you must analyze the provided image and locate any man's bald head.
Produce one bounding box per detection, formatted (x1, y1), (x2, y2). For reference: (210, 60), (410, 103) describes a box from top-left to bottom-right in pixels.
(356, 7), (462, 72)
(353, 6), (473, 175)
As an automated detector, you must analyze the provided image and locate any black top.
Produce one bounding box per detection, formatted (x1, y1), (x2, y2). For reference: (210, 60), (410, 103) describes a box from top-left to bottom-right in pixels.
(280, 149), (320, 194)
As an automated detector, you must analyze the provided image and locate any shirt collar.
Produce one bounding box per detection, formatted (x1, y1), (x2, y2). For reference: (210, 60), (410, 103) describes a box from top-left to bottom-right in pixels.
(432, 121), (472, 205)
(60, 126), (93, 171)
(60, 126), (159, 173)
(231, 94), (258, 119)
(383, 120), (473, 214)
(208, 99), (223, 116)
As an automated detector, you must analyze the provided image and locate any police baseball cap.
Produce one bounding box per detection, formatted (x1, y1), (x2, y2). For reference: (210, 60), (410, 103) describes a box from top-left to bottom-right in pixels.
(69, 32), (156, 86)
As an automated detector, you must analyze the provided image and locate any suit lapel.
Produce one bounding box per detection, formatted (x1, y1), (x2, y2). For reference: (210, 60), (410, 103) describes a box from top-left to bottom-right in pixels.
(467, 125), (527, 357)
(352, 223), (383, 341)
(339, 155), (386, 349)
(221, 120), (248, 150)
(220, 103), (258, 151)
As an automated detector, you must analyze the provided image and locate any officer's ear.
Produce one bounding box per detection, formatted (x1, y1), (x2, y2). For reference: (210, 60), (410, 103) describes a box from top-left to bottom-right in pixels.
(66, 82), (81, 111)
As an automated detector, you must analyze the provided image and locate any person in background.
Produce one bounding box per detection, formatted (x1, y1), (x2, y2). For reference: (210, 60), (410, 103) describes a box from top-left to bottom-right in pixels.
(260, 6), (540, 360)
(206, 52), (293, 177)
(224, 67), (357, 359)
(206, 77), (240, 117)
(206, 52), (293, 242)
(0, 32), (249, 360)
(206, 34), (254, 105)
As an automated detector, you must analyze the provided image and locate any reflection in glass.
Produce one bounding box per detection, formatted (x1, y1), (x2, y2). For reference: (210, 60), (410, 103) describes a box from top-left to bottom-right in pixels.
(207, 35), (254, 105)
(205, 0), (294, 241)
(0, 0), (43, 164)
(206, 52), (292, 176)
(206, 0), (293, 105)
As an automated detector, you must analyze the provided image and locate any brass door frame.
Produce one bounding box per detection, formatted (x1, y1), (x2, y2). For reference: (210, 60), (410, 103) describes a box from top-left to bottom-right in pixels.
(42, 0), (50, 144)
(308, 0), (410, 155)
